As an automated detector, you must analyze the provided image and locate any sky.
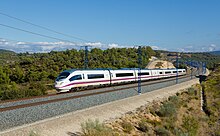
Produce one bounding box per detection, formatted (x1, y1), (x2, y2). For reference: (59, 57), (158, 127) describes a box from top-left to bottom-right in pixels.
(0, 0), (220, 53)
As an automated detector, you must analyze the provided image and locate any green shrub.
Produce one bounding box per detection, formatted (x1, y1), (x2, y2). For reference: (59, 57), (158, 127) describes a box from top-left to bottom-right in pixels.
(163, 116), (177, 131)
(0, 82), (21, 100)
(138, 119), (149, 132)
(0, 81), (48, 100)
(168, 95), (181, 108)
(183, 103), (188, 108)
(176, 92), (180, 96)
(173, 128), (188, 136)
(121, 121), (133, 133)
(188, 87), (196, 96)
(156, 102), (176, 117)
(81, 119), (114, 136)
(29, 131), (39, 136)
(155, 127), (170, 136)
(182, 115), (199, 136)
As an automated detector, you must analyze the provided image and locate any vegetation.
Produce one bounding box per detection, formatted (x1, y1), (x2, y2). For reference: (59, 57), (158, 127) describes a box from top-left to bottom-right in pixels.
(81, 83), (219, 135)
(154, 50), (220, 70)
(121, 122), (134, 133)
(29, 131), (39, 136)
(202, 66), (220, 135)
(80, 119), (116, 136)
(78, 66), (220, 135)
(0, 47), (155, 100)
(0, 49), (18, 65)
(156, 101), (176, 117)
(180, 52), (220, 70)
(182, 115), (199, 136)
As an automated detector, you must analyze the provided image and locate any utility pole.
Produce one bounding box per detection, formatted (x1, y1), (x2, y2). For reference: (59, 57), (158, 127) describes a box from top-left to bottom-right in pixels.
(190, 60), (193, 79)
(138, 46), (142, 95)
(199, 61), (202, 75)
(197, 61), (199, 76)
(176, 53), (178, 84)
(84, 46), (88, 69)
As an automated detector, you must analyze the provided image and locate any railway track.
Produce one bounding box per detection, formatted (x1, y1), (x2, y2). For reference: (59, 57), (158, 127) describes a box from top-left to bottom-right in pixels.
(0, 74), (196, 131)
(1, 74), (191, 112)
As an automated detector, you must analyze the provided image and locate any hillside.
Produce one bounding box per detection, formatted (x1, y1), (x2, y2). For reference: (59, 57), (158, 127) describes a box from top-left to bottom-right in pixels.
(0, 49), (18, 65)
(210, 50), (220, 55)
(146, 59), (175, 69)
(80, 85), (210, 135)
(154, 50), (220, 69)
(0, 47), (155, 100)
(0, 49), (16, 54)
(1, 47), (219, 101)
(202, 66), (220, 135)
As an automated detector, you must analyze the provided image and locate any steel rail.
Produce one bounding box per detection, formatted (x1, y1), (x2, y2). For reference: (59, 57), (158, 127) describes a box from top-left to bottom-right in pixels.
(0, 75), (192, 112)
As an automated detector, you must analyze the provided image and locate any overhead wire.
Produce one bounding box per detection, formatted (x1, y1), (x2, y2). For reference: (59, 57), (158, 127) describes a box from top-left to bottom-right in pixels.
(0, 11), (93, 43)
(0, 23), (78, 45)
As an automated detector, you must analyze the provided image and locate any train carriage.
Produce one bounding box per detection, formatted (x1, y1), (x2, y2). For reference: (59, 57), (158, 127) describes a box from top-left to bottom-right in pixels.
(110, 69), (136, 84)
(55, 68), (186, 92)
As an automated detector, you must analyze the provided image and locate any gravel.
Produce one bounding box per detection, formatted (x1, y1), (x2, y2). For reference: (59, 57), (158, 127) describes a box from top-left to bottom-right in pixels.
(0, 82), (139, 109)
(0, 76), (194, 131)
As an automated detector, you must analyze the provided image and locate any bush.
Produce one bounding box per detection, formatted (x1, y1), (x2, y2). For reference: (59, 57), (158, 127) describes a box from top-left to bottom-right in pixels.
(0, 81), (48, 100)
(156, 102), (176, 117)
(81, 119), (114, 136)
(121, 121), (133, 133)
(188, 87), (196, 96)
(0, 82), (21, 100)
(163, 116), (177, 131)
(182, 115), (199, 136)
(168, 95), (181, 108)
(173, 128), (187, 136)
(29, 131), (39, 136)
(176, 92), (180, 96)
(155, 127), (170, 136)
(138, 119), (149, 132)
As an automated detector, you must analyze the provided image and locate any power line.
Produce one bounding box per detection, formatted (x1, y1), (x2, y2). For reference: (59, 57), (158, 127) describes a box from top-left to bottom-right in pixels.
(0, 23), (78, 45)
(0, 11), (92, 43)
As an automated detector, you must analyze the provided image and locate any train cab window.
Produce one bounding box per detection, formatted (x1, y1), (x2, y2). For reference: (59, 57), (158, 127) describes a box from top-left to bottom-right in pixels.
(138, 72), (149, 76)
(88, 74), (104, 79)
(69, 75), (82, 81)
(56, 72), (70, 81)
(159, 72), (163, 74)
(116, 73), (133, 77)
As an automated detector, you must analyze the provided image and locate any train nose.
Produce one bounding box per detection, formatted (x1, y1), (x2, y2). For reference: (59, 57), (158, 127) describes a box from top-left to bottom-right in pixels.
(55, 81), (64, 88)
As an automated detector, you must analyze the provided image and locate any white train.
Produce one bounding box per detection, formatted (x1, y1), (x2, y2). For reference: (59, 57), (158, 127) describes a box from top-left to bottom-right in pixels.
(55, 68), (186, 92)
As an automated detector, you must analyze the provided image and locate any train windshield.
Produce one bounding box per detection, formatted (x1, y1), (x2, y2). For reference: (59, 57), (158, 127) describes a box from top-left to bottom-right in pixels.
(56, 72), (70, 81)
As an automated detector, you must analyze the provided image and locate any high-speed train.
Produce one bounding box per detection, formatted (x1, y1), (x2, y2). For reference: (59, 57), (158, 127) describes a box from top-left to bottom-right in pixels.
(55, 68), (186, 92)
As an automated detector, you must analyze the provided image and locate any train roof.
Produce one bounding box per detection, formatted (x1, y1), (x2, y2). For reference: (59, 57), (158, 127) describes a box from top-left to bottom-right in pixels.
(62, 68), (185, 73)
(63, 69), (77, 73)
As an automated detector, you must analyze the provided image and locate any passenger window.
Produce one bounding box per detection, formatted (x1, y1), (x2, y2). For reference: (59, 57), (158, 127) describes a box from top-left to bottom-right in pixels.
(88, 74), (104, 79)
(69, 75), (82, 81)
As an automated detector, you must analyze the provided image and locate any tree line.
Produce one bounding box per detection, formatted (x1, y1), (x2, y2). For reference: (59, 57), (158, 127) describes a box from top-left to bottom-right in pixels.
(0, 47), (155, 100)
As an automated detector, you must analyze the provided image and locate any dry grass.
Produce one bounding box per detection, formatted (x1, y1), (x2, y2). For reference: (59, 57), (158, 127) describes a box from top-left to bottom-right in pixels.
(80, 84), (214, 136)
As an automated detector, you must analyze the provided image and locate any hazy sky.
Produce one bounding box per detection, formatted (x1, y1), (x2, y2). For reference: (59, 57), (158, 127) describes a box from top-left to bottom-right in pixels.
(0, 0), (220, 52)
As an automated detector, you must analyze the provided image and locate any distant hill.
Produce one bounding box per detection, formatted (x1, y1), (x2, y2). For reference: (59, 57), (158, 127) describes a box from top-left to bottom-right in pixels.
(0, 49), (16, 54)
(0, 49), (18, 65)
(210, 51), (220, 55)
